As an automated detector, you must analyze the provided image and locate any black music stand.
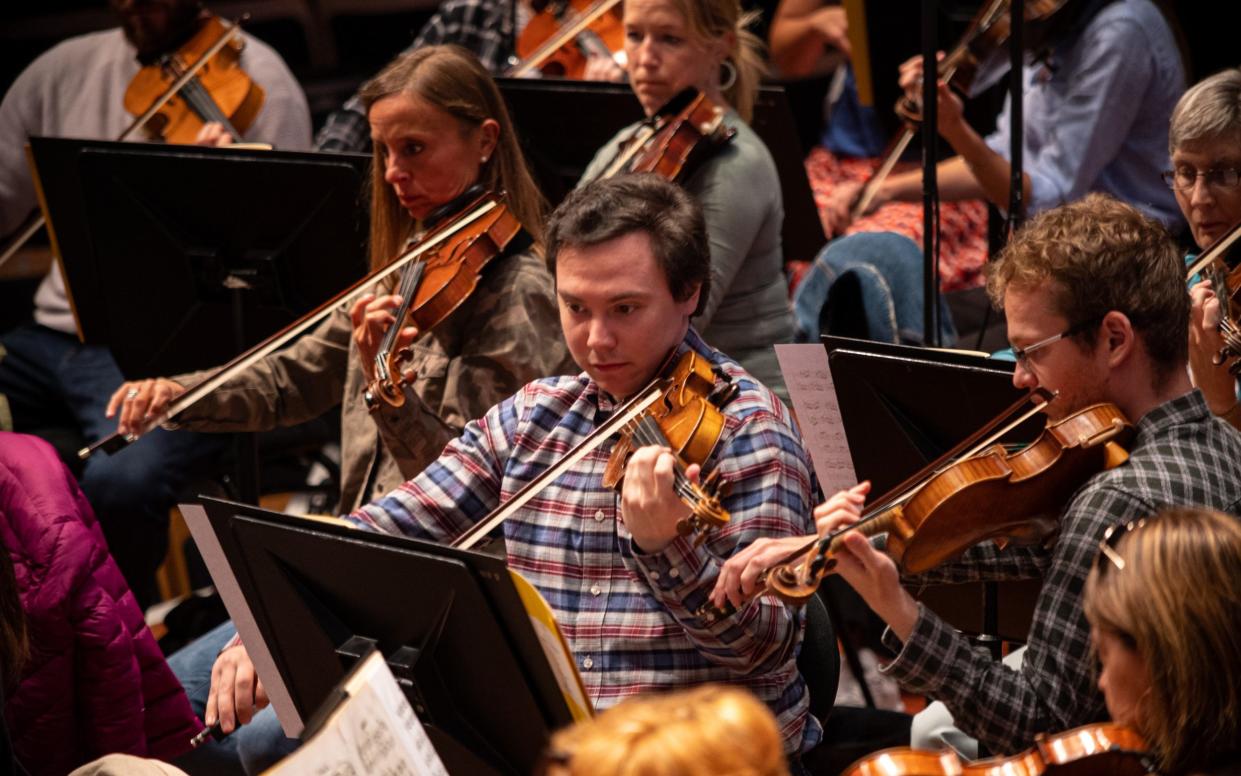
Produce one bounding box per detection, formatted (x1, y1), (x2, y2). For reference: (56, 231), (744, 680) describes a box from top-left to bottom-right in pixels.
(28, 137), (370, 498)
(824, 336), (1043, 650)
(497, 79), (827, 263)
(191, 496), (580, 776)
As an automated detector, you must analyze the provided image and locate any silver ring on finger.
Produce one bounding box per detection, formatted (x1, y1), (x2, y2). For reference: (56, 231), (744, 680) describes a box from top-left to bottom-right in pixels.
(125, 388), (140, 400)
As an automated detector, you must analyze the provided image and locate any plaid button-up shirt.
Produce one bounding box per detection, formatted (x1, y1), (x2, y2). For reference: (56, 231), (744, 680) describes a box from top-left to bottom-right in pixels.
(347, 328), (822, 754)
(880, 390), (1241, 754)
(315, 0), (517, 153)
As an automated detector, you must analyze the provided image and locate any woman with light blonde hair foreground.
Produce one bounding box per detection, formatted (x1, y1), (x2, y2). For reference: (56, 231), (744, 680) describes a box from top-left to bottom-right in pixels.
(1084, 506), (1241, 775)
(543, 685), (790, 776)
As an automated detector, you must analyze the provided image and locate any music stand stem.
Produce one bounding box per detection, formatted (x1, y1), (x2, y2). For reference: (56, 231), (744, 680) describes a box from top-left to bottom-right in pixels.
(229, 285), (261, 504)
(921, 0), (939, 348)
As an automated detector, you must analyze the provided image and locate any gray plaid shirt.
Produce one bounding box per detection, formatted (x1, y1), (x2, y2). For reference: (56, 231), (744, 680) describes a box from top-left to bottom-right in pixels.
(879, 390), (1241, 753)
(315, 0), (517, 153)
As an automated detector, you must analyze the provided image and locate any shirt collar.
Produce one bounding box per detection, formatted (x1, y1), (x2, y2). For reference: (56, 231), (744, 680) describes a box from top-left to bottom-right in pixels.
(1135, 390), (1211, 437)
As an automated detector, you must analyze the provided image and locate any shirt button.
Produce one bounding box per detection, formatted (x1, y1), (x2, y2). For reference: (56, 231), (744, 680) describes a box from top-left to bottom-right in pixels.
(594, 509), (605, 522)
(582, 656), (594, 670)
(648, 571), (660, 581)
(590, 584), (601, 596)
(668, 568), (680, 579)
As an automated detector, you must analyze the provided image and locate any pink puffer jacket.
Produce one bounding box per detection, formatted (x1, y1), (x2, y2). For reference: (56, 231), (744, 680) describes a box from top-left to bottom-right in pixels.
(0, 432), (200, 775)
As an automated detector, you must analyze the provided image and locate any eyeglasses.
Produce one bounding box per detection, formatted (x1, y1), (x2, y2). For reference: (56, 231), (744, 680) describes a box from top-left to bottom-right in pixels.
(1095, 518), (1148, 574)
(1160, 166), (1241, 192)
(1011, 317), (1102, 368)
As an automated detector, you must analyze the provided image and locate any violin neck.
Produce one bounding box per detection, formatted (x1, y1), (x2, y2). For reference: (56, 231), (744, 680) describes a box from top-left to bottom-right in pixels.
(824, 506), (897, 559)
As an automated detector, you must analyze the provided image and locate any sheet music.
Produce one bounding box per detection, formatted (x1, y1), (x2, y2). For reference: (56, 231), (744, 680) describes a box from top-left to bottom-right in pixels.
(775, 343), (857, 495)
(263, 651), (448, 776)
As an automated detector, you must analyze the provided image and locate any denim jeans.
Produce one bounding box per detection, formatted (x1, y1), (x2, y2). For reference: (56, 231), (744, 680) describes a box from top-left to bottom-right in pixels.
(168, 621), (300, 775)
(0, 324), (226, 604)
(792, 232), (958, 347)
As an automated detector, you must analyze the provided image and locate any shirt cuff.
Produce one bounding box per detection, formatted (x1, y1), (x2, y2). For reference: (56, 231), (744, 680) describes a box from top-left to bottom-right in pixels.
(877, 602), (964, 696)
(220, 633), (243, 655)
(629, 533), (712, 596)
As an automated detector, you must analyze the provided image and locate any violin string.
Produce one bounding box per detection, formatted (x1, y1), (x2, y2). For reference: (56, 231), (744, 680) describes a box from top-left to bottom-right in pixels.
(629, 417), (702, 505)
(181, 78), (236, 135)
(161, 52), (242, 140)
(377, 261), (426, 358)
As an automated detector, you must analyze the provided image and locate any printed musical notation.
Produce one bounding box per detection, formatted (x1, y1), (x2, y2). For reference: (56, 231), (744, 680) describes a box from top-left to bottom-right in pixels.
(262, 651), (448, 776)
(775, 344), (857, 496)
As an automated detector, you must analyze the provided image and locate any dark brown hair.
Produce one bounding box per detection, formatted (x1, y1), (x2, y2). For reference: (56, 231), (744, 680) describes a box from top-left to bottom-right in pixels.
(545, 174), (711, 315)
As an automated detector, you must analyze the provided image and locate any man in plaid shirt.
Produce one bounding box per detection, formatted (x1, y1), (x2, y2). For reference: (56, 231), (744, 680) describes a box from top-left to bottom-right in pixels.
(719, 192), (1241, 757)
(197, 174), (823, 762)
(347, 173), (822, 755)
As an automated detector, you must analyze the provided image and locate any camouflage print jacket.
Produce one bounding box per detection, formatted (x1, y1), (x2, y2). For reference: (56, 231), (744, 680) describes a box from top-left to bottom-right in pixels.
(172, 248), (573, 512)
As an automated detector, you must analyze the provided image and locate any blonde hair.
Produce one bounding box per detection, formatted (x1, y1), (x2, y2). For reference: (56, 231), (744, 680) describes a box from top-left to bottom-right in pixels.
(543, 685), (790, 776)
(358, 45), (547, 271)
(1083, 507), (1241, 775)
(663, 0), (767, 123)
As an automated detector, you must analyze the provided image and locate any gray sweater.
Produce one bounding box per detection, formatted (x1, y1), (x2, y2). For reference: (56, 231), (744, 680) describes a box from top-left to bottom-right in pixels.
(583, 109), (794, 397)
(0, 27), (313, 335)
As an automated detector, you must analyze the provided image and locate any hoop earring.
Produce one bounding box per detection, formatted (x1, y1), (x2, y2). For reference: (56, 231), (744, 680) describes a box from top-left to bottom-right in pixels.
(719, 59), (737, 92)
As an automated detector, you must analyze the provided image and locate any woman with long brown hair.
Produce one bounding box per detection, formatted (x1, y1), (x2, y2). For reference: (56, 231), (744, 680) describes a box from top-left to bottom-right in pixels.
(110, 44), (569, 515)
(117, 45), (572, 775)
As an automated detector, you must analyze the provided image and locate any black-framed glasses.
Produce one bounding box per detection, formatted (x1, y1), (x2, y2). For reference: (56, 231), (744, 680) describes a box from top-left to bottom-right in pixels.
(1160, 166), (1241, 192)
(1095, 518), (1148, 574)
(1011, 317), (1102, 368)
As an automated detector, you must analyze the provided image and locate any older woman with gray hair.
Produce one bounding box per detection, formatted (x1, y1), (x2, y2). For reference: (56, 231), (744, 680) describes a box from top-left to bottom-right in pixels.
(1168, 68), (1241, 430)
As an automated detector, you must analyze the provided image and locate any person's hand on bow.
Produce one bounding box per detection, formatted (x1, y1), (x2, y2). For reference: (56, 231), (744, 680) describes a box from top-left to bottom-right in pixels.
(106, 378), (188, 436)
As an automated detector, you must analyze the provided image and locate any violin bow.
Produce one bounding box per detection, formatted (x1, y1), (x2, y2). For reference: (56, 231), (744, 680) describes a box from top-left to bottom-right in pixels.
(506, 0), (624, 77)
(81, 198), (502, 459)
(1185, 220), (1241, 370)
(699, 387), (1055, 621)
(450, 378), (668, 550)
(849, 0), (1008, 221)
(118, 15), (249, 142)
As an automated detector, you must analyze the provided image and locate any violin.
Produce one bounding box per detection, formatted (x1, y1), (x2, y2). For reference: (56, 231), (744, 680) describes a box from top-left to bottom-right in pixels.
(699, 391), (1132, 620)
(851, 0), (1068, 219)
(509, 0), (625, 79)
(123, 15), (265, 144)
(1185, 219), (1241, 374)
(364, 189), (526, 410)
(842, 723), (1154, 775)
(81, 192), (516, 459)
(450, 349), (740, 550)
(0, 15), (264, 272)
(603, 350), (740, 543)
(594, 87), (737, 183)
